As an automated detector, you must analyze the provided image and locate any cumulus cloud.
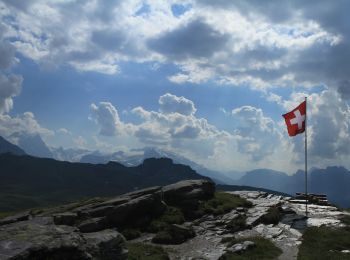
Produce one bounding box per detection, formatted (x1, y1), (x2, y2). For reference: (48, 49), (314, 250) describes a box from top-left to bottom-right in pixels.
(266, 88), (350, 169)
(231, 106), (282, 161)
(159, 93), (196, 115)
(0, 74), (23, 114)
(0, 23), (23, 114)
(90, 93), (289, 171)
(90, 102), (124, 136)
(0, 112), (53, 139)
(2, 0), (349, 94)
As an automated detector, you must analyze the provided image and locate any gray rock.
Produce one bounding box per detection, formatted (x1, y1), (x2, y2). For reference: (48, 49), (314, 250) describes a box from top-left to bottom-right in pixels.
(106, 193), (166, 227)
(0, 218), (89, 259)
(81, 205), (116, 218)
(163, 180), (215, 205)
(78, 217), (107, 233)
(0, 211), (30, 226)
(83, 229), (128, 260)
(227, 240), (256, 254)
(122, 186), (162, 199)
(0, 218), (127, 260)
(242, 240), (255, 249)
(53, 212), (78, 226)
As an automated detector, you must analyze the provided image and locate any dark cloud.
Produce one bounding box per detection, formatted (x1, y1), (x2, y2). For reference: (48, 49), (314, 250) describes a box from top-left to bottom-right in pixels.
(1, 0), (34, 12)
(148, 19), (229, 60)
(91, 29), (126, 51)
(338, 80), (350, 100)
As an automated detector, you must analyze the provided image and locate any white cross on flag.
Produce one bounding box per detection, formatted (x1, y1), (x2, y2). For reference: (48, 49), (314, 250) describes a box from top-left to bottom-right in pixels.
(282, 101), (306, 136)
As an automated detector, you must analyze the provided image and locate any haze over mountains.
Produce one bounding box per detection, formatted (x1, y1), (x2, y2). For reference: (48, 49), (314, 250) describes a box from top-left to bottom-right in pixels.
(1, 135), (350, 208)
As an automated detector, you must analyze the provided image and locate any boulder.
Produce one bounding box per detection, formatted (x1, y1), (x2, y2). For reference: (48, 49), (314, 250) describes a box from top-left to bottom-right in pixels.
(0, 211), (30, 226)
(0, 217), (127, 260)
(83, 229), (128, 260)
(106, 193), (166, 227)
(78, 217), (108, 233)
(162, 179), (215, 206)
(0, 218), (89, 259)
(122, 186), (162, 199)
(53, 212), (78, 226)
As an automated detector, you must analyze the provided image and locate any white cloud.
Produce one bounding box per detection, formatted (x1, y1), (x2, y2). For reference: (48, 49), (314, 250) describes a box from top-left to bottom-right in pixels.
(0, 74), (23, 114)
(266, 88), (350, 169)
(159, 93), (196, 115)
(0, 112), (53, 139)
(231, 106), (282, 161)
(0, 23), (23, 114)
(90, 102), (123, 136)
(90, 93), (294, 172)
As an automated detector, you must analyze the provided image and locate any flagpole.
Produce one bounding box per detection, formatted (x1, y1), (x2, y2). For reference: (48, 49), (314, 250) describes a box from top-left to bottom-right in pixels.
(305, 96), (308, 217)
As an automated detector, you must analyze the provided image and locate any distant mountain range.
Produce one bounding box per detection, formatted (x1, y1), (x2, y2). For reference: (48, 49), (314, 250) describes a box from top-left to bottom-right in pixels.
(235, 168), (350, 207)
(79, 147), (243, 184)
(0, 134), (243, 183)
(1, 135), (350, 208)
(0, 153), (209, 211)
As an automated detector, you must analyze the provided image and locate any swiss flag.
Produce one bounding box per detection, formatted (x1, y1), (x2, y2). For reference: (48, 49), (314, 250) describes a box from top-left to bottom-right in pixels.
(282, 101), (306, 137)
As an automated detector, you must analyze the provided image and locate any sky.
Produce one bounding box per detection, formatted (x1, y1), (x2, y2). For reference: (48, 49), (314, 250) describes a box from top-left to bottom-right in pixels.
(0, 0), (350, 174)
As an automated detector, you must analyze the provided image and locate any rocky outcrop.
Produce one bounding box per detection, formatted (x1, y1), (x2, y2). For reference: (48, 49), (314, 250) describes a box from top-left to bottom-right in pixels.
(1, 180), (347, 260)
(0, 217), (127, 260)
(0, 179), (213, 260)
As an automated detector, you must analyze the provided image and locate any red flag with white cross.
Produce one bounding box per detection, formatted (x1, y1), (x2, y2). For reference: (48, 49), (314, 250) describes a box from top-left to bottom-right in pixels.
(282, 101), (306, 137)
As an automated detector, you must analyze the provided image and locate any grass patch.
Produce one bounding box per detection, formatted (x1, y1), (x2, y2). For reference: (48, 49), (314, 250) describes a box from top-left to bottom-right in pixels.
(340, 215), (350, 225)
(226, 215), (248, 233)
(259, 206), (282, 225)
(121, 228), (141, 240)
(0, 211), (15, 219)
(298, 226), (350, 260)
(198, 192), (252, 216)
(127, 242), (169, 260)
(152, 224), (195, 245)
(220, 236), (282, 260)
(144, 206), (184, 233)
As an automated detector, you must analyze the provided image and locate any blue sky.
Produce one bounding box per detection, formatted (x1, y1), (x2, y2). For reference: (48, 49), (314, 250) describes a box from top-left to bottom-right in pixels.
(1, 1), (350, 174)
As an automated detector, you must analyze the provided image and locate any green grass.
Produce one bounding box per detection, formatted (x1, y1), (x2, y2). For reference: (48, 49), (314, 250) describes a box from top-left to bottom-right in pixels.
(121, 228), (141, 240)
(226, 215), (248, 233)
(298, 226), (350, 260)
(199, 192), (252, 216)
(340, 215), (350, 225)
(144, 206), (185, 233)
(220, 236), (282, 260)
(0, 211), (15, 219)
(259, 206), (282, 225)
(127, 242), (169, 260)
(152, 224), (195, 244)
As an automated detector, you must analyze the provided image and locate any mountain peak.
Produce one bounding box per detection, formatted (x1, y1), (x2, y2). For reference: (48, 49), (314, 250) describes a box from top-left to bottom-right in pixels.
(0, 136), (26, 156)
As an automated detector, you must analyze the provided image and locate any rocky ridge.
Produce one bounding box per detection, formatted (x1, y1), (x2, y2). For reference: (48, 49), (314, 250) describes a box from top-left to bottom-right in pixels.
(0, 179), (349, 260)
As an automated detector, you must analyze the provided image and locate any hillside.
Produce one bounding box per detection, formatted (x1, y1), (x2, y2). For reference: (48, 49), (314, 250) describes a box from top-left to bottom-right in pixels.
(0, 136), (26, 156)
(0, 153), (208, 211)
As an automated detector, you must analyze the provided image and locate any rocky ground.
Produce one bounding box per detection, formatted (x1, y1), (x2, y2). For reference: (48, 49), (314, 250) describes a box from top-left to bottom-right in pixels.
(131, 191), (348, 260)
(0, 179), (349, 260)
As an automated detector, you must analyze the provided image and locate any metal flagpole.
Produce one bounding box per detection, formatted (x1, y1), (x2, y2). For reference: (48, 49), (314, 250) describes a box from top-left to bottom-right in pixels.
(305, 96), (308, 217)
